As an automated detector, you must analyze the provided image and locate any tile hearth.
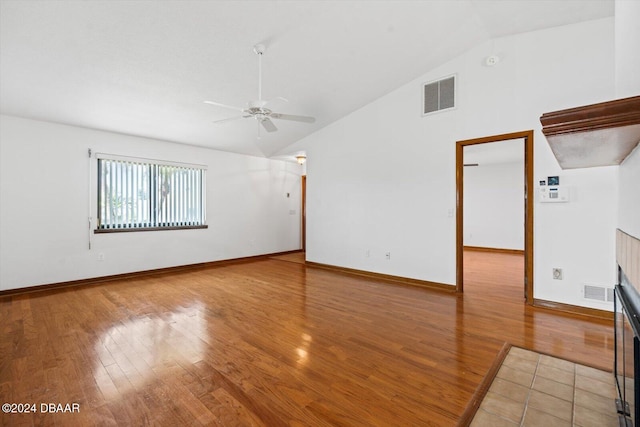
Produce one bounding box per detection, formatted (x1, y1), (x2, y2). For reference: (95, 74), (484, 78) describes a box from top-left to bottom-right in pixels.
(470, 346), (619, 427)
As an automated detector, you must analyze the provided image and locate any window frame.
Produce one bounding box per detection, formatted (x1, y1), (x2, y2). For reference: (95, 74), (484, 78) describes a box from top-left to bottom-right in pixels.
(94, 153), (207, 234)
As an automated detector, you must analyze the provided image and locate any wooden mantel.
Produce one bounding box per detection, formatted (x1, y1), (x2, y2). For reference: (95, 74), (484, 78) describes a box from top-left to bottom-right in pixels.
(540, 95), (640, 169)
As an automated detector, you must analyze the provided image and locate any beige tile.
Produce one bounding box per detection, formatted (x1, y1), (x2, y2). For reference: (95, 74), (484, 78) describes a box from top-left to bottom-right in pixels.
(479, 391), (525, 423)
(574, 375), (616, 399)
(575, 364), (614, 383)
(531, 376), (574, 402)
(526, 389), (573, 421)
(539, 354), (575, 373)
(488, 377), (530, 403)
(470, 408), (518, 427)
(496, 365), (534, 388)
(521, 407), (571, 427)
(509, 347), (540, 362)
(535, 364), (575, 386)
(503, 354), (538, 375)
(574, 388), (618, 415)
(573, 404), (620, 427)
(477, 350), (619, 427)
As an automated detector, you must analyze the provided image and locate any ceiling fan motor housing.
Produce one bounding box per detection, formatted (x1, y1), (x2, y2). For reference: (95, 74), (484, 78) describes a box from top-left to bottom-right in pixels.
(248, 107), (271, 121)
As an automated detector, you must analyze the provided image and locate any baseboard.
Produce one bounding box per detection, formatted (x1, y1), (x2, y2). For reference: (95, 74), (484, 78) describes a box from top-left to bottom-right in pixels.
(457, 342), (511, 427)
(305, 261), (455, 293)
(0, 250), (303, 298)
(533, 298), (613, 321)
(464, 246), (524, 255)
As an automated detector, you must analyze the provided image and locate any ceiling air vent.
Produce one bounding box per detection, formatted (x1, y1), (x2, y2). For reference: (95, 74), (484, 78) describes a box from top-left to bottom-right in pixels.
(423, 75), (456, 115)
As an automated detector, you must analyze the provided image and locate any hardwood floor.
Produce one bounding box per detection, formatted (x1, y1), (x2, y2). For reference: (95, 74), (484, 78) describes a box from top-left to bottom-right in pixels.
(0, 251), (613, 426)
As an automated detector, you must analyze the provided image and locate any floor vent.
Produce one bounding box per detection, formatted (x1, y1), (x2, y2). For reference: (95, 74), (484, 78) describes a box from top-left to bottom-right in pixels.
(583, 284), (614, 302)
(423, 75), (455, 115)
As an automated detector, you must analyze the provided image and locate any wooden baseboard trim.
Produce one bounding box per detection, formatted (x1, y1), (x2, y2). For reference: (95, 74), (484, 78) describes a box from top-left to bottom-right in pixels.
(533, 298), (613, 321)
(0, 250), (303, 298)
(305, 261), (455, 293)
(464, 246), (525, 255)
(457, 342), (511, 427)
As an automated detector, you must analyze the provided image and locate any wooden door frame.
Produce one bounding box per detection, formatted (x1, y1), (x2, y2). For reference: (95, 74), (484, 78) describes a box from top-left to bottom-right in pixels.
(301, 175), (306, 251)
(456, 130), (534, 304)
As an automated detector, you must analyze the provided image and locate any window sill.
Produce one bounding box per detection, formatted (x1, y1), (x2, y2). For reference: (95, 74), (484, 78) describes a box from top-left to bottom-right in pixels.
(94, 225), (208, 234)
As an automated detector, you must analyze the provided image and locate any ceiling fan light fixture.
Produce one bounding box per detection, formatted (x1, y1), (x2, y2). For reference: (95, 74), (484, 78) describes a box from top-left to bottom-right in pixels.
(296, 155), (307, 165)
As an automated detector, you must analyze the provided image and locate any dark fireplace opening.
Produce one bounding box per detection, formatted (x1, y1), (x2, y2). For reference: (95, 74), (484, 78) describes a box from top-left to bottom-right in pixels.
(615, 270), (640, 427)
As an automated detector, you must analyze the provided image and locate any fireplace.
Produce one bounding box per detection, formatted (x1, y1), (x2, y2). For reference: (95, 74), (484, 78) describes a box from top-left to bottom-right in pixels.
(615, 278), (639, 426)
(614, 230), (640, 427)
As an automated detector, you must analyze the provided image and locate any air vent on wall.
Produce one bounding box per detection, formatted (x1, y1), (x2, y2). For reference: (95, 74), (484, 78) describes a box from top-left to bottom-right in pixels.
(583, 284), (614, 302)
(423, 75), (456, 115)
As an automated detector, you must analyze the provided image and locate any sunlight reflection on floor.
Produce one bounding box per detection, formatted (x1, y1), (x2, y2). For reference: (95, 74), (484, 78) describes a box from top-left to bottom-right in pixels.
(93, 302), (206, 400)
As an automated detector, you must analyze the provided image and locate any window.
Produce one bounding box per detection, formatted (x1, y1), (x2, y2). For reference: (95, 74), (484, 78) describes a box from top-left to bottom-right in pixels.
(96, 154), (206, 232)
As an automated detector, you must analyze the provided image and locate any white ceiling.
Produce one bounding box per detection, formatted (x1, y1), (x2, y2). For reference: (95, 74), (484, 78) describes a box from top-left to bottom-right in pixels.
(0, 0), (614, 158)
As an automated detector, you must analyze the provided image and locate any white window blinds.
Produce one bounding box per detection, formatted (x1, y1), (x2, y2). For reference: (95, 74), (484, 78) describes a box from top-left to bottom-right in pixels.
(96, 155), (206, 231)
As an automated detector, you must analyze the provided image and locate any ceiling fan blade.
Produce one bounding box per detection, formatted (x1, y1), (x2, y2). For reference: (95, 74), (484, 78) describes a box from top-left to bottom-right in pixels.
(212, 115), (250, 124)
(270, 113), (316, 123)
(261, 118), (278, 132)
(203, 100), (246, 113)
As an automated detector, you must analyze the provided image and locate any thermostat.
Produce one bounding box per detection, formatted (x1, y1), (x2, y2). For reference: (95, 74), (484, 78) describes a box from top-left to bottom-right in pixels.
(539, 183), (568, 203)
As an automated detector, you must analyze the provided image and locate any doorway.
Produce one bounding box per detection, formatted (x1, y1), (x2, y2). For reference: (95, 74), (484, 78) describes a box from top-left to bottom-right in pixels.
(456, 130), (534, 304)
(301, 175), (306, 252)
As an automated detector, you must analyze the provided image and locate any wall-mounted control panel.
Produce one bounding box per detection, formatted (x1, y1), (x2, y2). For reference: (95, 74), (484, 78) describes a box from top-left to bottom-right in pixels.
(539, 175), (569, 203)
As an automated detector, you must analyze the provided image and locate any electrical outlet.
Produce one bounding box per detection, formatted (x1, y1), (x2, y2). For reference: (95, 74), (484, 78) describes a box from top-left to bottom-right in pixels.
(552, 268), (563, 280)
(98, 252), (105, 261)
(365, 250), (370, 258)
(385, 252), (391, 260)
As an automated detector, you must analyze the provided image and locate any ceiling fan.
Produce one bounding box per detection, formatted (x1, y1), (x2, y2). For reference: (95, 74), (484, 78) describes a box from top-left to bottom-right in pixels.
(204, 44), (315, 136)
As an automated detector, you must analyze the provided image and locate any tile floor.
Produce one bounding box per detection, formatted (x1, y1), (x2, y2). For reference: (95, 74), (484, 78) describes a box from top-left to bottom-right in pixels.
(470, 346), (620, 427)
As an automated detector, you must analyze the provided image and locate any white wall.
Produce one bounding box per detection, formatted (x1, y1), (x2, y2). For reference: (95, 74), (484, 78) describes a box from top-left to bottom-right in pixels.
(534, 166), (618, 305)
(283, 18), (618, 309)
(615, 0), (640, 98)
(618, 145), (640, 238)
(615, 0), (640, 240)
(0, 115), (302, 291)
(464, 161), (524, 250)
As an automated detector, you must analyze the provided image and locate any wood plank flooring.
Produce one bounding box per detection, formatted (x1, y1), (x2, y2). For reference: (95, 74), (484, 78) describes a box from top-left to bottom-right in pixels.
(0, 251), (613, 426)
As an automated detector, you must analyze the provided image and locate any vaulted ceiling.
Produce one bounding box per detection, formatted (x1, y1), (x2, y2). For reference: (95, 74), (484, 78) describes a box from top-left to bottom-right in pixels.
(0, 0), (614, 158)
